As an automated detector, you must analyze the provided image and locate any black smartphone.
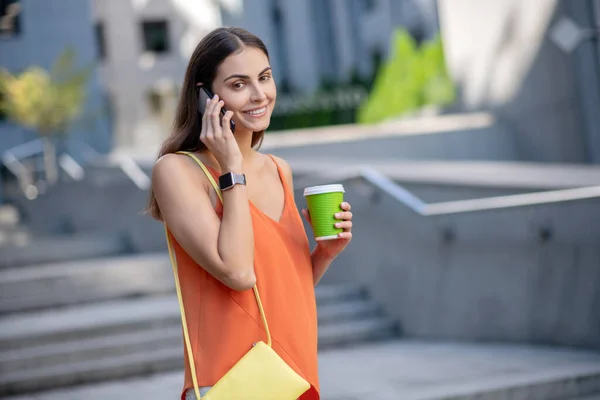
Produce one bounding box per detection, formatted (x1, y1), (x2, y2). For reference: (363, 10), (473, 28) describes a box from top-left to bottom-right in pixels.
(198, 86), (236, 133)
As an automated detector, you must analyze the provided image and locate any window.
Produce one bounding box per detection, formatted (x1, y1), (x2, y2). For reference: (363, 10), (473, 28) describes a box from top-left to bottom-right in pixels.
(362, 0), (376, 13)
(0, 0), (21, 38)
(141, 20), (170, 53)
(271, 4), (290, 89)
(95, 22), (106, 60)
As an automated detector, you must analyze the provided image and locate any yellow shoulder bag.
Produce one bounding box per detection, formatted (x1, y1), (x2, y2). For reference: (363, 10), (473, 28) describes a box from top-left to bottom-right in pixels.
(164, 151), (311, 399)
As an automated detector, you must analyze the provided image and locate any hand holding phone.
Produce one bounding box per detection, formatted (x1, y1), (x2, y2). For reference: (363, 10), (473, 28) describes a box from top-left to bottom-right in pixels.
(197, 85), (243, 171)
(198, 86), (236, 133)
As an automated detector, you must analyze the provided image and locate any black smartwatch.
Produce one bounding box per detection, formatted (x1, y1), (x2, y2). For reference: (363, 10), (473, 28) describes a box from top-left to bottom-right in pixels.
(219, 172), (246, 191)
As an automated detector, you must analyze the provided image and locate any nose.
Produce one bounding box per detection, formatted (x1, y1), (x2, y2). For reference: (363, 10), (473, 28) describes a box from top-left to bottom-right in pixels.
(249, 82), (267, 103)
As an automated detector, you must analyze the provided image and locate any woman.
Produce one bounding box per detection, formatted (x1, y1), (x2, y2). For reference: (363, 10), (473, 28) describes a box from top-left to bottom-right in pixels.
(147, 27), (353, 400)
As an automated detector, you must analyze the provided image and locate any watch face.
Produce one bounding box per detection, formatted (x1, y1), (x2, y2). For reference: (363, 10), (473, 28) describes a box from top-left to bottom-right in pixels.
(219, 173), (234, 189)
(219, 173), (246, 190)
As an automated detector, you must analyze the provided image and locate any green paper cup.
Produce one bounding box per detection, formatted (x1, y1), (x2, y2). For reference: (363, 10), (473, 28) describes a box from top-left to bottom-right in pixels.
(303, 184), (345, 241)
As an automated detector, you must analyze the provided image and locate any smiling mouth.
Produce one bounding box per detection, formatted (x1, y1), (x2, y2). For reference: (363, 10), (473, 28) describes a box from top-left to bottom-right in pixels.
(242, 104), (269, 116)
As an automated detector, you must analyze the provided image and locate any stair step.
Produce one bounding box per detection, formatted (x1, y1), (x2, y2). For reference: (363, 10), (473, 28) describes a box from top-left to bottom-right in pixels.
(0, 258), (366, 314)
(0, 232), (129, 269)
(0, 324), (183, 373)
(318, 317), (398, 349)
(0, 295), (180, 351)
(317, 299), (381, 324)
(0, 345), (184, 395)
(0, 283), (376, 350)
(0, 312), (392, 375)
(0, 278), (398, 396)
(0, 298), (383, 370)
(0, 254), (172, 314)
(315, 283), (366, 305)
(0, 317), (398, 396)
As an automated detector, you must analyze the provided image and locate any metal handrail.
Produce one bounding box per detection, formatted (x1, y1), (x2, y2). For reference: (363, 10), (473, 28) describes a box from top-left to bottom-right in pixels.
(1, 139), (46, 197)
(116, 155), (151, 190)
(2, 139), (91, 199)
(95, 154), (151, 190)
(360, 166), (600, 216)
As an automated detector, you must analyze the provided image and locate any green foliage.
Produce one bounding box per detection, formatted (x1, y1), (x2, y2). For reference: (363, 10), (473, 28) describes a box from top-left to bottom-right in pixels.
(357, 29), (456, 124)
(0, 48), (92, 136)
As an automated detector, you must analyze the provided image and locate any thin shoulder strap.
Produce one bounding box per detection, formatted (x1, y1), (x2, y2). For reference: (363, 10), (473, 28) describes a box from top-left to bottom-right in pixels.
(177, 151), (223, 203)
(164, 151), (272, 400)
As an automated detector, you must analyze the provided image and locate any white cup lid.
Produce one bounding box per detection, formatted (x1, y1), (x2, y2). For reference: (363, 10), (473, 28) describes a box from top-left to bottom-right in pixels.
(303, 184), (345, 196)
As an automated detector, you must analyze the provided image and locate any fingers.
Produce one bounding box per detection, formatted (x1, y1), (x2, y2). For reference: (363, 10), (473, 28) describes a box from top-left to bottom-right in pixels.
(203, 94), (220, 136)
(222, 110), (234, 135)
(335, 204), (353, 234)
(334, 211), (352, 221)
(210, 99), (224, 136)
(338, 231), (353, 240)
(334, 220), (352, 230)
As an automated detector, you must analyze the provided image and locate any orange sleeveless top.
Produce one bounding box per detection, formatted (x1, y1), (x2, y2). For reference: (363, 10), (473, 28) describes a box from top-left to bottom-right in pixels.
(169, 154), (320, 400)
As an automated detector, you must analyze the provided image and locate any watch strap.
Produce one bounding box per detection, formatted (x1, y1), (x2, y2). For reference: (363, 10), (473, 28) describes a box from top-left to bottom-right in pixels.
(219, 172), (246, 191)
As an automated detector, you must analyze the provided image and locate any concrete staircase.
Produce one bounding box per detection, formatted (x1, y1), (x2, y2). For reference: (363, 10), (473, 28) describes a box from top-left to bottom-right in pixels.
(0, 252), (398, 396)
(0, 204), (129, 270)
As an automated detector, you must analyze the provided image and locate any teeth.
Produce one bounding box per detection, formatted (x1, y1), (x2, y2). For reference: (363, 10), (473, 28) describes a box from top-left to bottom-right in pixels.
(245, 107), (266, 115)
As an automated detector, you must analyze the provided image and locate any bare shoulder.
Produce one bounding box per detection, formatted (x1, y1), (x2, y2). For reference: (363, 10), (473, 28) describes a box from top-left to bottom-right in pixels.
(269, 154), (294, 189)
(152, 153), (208, 190)
(153, 153), (188, 180)
(270, 154), (293, 176)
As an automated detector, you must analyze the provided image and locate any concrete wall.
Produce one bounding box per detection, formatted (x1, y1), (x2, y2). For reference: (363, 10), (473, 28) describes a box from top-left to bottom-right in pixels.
(269, 123), (518, 162)
(311, 178), (600, 349)
(437, 0), (590, 163)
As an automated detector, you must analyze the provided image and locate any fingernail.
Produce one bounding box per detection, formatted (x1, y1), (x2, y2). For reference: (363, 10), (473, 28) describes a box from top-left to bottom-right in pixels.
(335, 213), (340, 218)
(335, 223), (341, 228)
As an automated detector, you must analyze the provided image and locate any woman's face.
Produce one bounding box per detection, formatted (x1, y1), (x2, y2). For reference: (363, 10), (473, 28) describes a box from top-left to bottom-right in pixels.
(211, 46), (276, 133)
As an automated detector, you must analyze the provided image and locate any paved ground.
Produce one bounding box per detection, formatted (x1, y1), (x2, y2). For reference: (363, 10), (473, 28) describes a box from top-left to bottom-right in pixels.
(6, 339), (600, 400)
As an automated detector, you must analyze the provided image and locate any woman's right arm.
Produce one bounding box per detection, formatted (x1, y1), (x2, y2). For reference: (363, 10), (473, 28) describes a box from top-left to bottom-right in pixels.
(153, 155), (255, 291)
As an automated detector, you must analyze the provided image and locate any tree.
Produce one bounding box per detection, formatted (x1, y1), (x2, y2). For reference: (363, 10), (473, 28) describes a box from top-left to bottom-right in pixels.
(357, 29), (456, 124)
(0, 48), (92, 185)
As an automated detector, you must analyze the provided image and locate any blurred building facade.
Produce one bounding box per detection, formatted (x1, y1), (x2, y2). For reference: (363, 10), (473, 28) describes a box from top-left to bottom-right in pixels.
(222, 0), (438, 93)
(438, 0), (600, 164)
(0, 0), (110, 155)
(92, 0), (223, 150)
(4, 0), (598, 165)
(95, 0), (437, 151)
(0, 0), (437, 153)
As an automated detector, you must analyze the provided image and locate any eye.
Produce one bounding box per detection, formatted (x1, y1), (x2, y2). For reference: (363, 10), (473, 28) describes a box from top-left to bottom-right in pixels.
(259, 74), (271, 82)
(232, 81), (245, 89)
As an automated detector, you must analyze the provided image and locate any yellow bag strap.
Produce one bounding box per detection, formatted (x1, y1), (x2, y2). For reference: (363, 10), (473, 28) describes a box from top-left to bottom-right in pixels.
(164, 151), (272, 400)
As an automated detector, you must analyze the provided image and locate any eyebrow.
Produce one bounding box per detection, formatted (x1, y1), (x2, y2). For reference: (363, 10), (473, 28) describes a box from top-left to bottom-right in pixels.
(223, 67), (272, 82)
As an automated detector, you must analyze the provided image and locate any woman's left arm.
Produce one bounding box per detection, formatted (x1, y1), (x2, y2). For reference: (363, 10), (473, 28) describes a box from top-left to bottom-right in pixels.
(273, 156), (353, 286)
(303, 202), (352, 285)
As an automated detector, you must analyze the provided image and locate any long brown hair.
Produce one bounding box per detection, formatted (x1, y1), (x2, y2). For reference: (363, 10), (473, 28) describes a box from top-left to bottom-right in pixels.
(146, 27), (270, 220)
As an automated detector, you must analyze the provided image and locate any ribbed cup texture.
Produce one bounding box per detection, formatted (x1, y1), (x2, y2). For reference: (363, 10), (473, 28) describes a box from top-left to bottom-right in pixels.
(305, 191), (344, 239)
